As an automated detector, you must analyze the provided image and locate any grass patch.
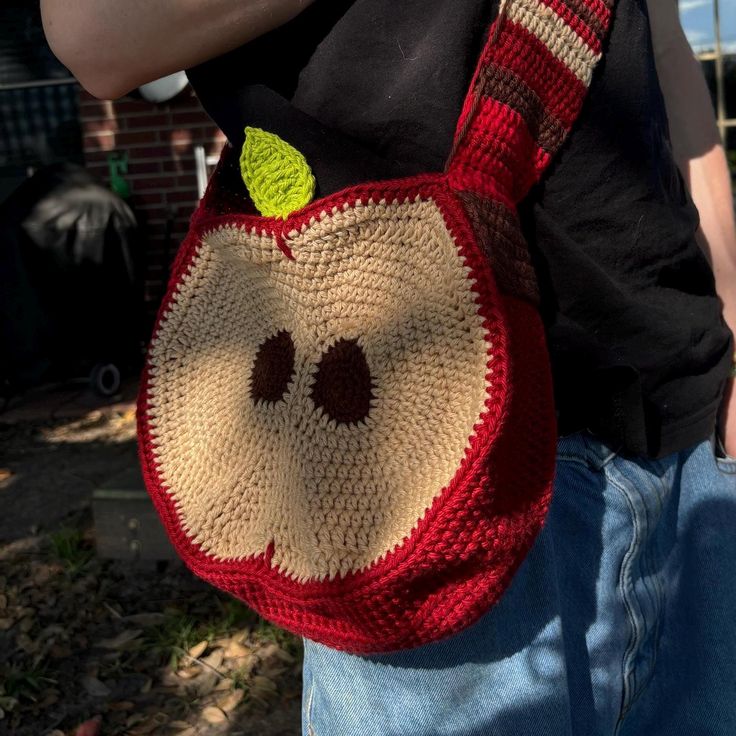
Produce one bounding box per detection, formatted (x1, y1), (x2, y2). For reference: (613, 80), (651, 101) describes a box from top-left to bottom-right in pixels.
(253, 618), (303, 662)
(144, 611), (200, 669)
(48, 527), (93, 577)
(140, 595), (298, 670)
(1, 665), (56, 704)
(200, 597), (260, 641)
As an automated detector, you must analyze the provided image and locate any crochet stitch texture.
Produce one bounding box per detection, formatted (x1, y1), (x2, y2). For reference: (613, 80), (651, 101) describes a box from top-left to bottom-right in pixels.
(138, 0), (615, 653)
(240, 126), (316, 219)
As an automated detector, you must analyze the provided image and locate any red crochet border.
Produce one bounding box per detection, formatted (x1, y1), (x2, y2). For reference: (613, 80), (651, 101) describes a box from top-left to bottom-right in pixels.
(137, 173), (556, 651)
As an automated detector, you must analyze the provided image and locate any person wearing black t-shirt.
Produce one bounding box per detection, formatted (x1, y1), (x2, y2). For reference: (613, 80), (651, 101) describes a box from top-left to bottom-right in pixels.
(44, 1), (736, 733)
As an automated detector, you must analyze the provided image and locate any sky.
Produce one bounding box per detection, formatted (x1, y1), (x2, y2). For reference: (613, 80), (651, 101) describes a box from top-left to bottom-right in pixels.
(679, 0), (736, 52)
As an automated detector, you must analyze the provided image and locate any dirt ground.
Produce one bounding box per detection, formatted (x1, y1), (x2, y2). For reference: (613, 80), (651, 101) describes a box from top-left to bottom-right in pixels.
(0, 380), (302, 736)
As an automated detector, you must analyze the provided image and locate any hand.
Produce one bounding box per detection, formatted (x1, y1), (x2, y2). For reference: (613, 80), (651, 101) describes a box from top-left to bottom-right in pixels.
(717, 377), (736, 458)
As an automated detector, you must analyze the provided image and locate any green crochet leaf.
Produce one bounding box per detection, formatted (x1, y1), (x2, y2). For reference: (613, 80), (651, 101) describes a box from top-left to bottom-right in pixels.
(240, 127), (316, 219)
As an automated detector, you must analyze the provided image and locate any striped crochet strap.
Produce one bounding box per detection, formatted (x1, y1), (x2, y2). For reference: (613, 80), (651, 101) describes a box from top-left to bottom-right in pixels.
(446, 0), (615, 302)
(448, 0), (614, 202)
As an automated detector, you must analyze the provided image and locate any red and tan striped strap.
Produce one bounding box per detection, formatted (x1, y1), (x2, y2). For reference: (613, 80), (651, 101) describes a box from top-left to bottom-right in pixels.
(446, 0), (615, 302)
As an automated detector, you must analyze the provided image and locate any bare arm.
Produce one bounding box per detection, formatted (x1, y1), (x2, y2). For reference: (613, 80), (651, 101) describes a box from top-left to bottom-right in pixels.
(41, 0), (315, 99)
(646, 0), (736, 450)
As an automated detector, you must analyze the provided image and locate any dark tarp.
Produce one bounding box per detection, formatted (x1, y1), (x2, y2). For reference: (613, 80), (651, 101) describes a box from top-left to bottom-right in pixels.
(0, 163), (145, 392)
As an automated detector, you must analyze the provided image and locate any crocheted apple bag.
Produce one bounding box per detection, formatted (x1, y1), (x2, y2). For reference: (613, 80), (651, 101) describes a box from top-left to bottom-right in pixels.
(138, 0), (614, 653)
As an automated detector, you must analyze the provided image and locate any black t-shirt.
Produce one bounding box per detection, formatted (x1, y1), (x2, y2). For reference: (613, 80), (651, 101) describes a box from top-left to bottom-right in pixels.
(187, 0), (734, 459)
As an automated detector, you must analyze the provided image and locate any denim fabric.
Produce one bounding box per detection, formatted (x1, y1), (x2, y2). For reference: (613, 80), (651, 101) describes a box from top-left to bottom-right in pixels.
(301, 430), (736, 735)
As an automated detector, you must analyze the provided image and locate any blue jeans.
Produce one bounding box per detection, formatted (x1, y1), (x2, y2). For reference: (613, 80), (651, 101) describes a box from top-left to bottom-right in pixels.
(301, 429), (736, 735)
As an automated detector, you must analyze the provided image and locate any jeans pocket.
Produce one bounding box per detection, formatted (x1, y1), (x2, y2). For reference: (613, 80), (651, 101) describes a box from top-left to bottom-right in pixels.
(713, 429), (736, 474)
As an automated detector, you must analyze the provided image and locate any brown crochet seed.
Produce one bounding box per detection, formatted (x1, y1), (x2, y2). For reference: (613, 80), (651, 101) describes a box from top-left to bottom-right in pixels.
(310, 337), (374, 426)
(250, 329), (296, 404)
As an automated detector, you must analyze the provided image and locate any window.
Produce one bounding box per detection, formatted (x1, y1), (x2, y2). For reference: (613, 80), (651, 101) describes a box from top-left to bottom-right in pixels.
(0, 0), (81, 197)
(679, 0), (736, 178)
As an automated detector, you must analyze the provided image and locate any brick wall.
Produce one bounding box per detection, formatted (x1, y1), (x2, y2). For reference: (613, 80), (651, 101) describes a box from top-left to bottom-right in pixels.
(78, 87), (226, 314)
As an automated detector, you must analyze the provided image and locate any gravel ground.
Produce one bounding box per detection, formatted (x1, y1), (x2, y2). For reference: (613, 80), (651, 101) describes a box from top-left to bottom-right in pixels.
(0, 385), (303, 736)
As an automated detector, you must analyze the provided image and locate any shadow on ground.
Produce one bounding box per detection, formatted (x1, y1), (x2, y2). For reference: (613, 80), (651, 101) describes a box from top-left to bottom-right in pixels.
(0, 384), (302, 736)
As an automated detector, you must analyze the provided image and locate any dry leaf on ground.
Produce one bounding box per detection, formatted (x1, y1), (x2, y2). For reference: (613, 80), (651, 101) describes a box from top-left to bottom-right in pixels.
(128, 711), (167, 735)
(201, 705), (227, 724)
(81, 676), (111, 698)
(224, 640), (251, 659)
(108, 701), (135, 711)
(217, 688), (245, 712)
(202, 648), (224, 670)
(122, 612), (166, 627)
(96, 629), (142, 650)
(187, 639), (208, 659)
(191, 671), (220, 698)
(251, 675), (278, 698)
(175, 665), (200, 680)
(169, 720), (193, 729)
(74, 715), (102, 736)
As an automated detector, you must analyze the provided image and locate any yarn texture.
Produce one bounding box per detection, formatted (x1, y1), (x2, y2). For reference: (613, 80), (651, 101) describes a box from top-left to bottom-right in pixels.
(240, 127), (316, 219)
(138, 0), (616, 654)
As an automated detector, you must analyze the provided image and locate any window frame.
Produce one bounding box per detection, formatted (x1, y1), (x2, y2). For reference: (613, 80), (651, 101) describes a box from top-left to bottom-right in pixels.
(683, 0), (736, 155)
